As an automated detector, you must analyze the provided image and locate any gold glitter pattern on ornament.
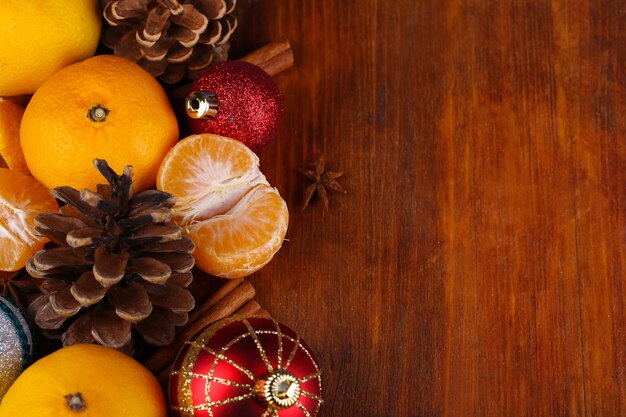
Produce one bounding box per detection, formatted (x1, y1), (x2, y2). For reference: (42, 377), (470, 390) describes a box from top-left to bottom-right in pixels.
(211, 376), (254, 389)
(300, 391), (323, 401)
(284, 333), (300, 368)
(274, 319), (283, 369)
(195, 392), (255, 410)
(171, 316), (323, 417)
(299, 371), (323, 383)
(297, 402), (313, 417)
(243, 319), (274, 373)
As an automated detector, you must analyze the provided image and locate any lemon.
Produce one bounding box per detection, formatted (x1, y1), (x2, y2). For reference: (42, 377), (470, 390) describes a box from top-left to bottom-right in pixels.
(0, 0), (102, 97)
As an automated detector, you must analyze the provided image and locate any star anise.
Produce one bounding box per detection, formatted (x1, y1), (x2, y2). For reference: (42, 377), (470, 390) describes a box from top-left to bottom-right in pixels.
(0, 270), (40, 309)
(299, 156), (346, 210)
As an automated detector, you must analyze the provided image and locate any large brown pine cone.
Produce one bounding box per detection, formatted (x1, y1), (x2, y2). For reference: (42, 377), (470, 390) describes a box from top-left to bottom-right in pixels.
(27, 160), (196, 350)
(101, 0), (238, 84)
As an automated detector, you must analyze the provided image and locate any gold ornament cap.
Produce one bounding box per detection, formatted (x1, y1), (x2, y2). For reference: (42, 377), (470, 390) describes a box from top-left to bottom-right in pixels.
(186, 91), (219, 119)
(255, 369), (302, 409)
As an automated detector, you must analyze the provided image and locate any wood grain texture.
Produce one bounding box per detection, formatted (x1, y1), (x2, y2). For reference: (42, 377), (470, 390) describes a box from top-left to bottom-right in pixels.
(227, 1), (625, 416)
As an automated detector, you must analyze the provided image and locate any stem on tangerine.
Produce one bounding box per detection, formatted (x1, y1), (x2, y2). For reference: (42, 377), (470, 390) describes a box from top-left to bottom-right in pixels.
(88, 105), (109, 122)
(64, 392), (86, 412)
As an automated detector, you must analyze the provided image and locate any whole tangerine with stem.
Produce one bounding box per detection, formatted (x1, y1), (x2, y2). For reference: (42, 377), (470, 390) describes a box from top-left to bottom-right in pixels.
(0, 344), (167, 417)
(20, 55), (179, 192)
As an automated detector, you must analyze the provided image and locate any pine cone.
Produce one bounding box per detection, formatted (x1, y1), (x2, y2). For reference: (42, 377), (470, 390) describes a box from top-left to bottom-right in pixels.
(101, 0), (238, 84)
(26, 160), (196, 349)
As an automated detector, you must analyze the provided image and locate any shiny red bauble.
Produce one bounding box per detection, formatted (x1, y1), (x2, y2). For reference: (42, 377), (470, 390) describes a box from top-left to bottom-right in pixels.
(169, 316), (322, 417)
(187, 61), (284, 152)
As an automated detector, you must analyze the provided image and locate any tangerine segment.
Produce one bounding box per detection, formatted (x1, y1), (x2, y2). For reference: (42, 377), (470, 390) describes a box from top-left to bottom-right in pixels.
(0, 169), (57, 271)
(188, 184), (288, 279)
(157, 134), (268, 224)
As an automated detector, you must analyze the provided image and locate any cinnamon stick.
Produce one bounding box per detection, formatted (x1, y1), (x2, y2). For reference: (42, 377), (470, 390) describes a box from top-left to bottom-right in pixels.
(145, 280), (256, 374)
(188, 278), (242, 324)
(235, 300), (263, 317)
(169, 40), (294, 122)
(254, 308), (271, 319)
(240, 40), (294, 77)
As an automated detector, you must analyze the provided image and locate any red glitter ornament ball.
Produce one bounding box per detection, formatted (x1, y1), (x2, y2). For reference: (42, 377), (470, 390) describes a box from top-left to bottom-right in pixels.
(187, 61), (284, 152)
(169, 316), (323, 417)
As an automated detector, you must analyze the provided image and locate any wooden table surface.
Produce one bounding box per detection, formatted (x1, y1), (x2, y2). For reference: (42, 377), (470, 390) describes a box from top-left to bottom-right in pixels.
(231, 1), (625, 416)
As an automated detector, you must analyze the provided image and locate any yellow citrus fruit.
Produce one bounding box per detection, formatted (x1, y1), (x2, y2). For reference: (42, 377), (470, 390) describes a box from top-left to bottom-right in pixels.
(0, 168), (57, 272)
(21, 55), (179, 192)
(157, 134), (288, 278)
(0, 344), (167, 417)
(0, 0), (101, 97)
(0, 98), (29, 173)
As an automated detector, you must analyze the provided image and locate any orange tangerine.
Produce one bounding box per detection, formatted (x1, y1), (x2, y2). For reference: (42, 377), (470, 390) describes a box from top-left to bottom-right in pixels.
(20, 55), (178, 192)
(0, 344), (167, 417)
(0, 98), (29, 173)
(0, 168), (57, 271)
(157, 134), (288, 278)
(0, 0), (101, 96)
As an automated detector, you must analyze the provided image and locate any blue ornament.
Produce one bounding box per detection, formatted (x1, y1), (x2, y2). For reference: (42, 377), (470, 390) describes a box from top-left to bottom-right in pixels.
(0, 296), (34, 399)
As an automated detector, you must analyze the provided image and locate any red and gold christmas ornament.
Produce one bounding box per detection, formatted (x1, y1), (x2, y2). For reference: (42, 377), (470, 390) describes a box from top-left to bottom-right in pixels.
(169, 316), (322, 417)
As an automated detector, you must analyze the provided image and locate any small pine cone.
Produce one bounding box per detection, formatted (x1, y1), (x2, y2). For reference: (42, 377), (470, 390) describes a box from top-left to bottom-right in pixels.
(101, 0), (237, 84)
(26, 160), (196, 349)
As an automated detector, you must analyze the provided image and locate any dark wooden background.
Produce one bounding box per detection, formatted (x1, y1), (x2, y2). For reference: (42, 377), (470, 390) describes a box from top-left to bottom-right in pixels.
(230, 1), (625, 416)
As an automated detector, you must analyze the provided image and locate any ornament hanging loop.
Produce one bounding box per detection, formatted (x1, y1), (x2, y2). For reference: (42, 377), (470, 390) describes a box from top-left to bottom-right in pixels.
(186, 91), (219, 119)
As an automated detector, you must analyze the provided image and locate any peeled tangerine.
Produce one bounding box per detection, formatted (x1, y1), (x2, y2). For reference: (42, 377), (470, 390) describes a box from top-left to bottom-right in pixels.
(0, 344), (167, 417)
(157, 134), (288, 278)
(0, 169), (57, 271)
